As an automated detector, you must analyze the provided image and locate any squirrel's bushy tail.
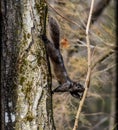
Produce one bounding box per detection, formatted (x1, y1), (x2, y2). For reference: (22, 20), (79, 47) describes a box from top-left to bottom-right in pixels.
(48, 16), (60, 49)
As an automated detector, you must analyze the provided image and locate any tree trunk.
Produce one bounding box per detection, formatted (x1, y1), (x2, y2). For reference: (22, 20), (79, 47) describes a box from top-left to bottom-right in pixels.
(1, 0), (55, 130)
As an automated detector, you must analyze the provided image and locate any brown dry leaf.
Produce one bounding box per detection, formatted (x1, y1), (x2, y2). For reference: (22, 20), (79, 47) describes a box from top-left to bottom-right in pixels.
(60, 38), (70, 48)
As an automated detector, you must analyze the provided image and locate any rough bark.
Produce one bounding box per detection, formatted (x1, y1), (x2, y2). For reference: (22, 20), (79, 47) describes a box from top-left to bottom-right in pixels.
(1, 0), (55, 130)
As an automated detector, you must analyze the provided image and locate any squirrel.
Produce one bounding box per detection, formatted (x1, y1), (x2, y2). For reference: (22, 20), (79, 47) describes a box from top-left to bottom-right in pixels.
(41, 16), (85, 99)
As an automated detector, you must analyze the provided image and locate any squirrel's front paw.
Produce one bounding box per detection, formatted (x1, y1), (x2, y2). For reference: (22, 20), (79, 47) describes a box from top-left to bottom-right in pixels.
(51, 90), (54, 94)
(40, 34), (47, 41)
(70, 91), (84, 99)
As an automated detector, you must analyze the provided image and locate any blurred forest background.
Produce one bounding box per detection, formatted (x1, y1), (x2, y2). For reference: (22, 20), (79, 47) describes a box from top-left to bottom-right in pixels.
(47, 0), (116, 130)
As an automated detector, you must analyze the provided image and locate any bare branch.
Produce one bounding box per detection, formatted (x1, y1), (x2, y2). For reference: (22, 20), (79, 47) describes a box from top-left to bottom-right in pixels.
(91, 117), (108, 130)
(92, 50), (114, 70)
(73, 0), (94, 130)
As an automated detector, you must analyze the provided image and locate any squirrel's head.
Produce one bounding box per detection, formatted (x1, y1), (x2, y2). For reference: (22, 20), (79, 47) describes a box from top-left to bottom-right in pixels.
(69, 82), (85, 99)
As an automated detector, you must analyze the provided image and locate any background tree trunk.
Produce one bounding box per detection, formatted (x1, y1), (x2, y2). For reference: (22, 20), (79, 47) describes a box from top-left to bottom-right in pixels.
(1, 0), (55, 130)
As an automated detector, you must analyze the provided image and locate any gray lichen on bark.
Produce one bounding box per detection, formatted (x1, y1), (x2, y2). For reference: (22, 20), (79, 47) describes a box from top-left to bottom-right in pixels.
(1, 0), (55, 130)
(15, 0), (55, 130)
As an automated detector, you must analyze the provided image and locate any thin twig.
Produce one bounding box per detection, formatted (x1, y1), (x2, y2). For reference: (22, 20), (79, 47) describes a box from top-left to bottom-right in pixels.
(91, 117), (108, 130)
(93, 63), (116, 76)
(45, 0), (82, 29)
(73, 0), (95, 130)
(92, 50), (114, 70)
